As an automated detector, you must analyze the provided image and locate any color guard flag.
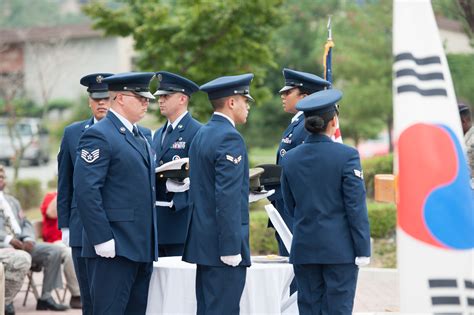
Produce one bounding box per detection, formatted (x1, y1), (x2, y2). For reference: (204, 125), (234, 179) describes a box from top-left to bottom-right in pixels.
(323, 16), (342, 143)
(393, 0), (474, 313)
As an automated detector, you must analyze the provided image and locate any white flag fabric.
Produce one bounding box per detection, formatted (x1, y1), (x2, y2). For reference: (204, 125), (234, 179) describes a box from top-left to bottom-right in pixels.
(393, 0), (474, 313)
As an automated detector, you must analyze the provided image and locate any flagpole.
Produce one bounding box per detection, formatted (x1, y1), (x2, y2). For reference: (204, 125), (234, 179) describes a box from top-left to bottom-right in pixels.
(323, 15), (342, 143)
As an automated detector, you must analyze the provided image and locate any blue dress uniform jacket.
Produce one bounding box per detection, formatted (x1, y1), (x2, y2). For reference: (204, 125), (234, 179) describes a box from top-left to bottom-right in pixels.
(58, 117), (152, 246)
(183, 114), (251, 267)
(281, 134), (371, 264)
(151, 112), (202, 245)
(74, 111), (158, 262)
(272, 113), (308, 221)
(57, 117), (94, 246)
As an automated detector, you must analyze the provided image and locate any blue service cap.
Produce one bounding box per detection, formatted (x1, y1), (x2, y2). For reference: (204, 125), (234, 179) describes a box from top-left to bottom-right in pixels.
(80, 73), (113, 99)
(154, 71), (199, 97)
(459, 103), (470, 113)
(200, 73), (254, 101)
(102, 72), (156, 100)
(279, 68), (330, 94)
(295, 89), (343, 116)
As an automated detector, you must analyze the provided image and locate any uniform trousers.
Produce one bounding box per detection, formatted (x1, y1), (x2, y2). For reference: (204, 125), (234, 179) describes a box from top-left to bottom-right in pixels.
(293, 263), (358, 315)
(0, 249), (31, 304)
(85, 256), (152, 315)
(196, 264), (247, 315)
(72, 246), (92, 314)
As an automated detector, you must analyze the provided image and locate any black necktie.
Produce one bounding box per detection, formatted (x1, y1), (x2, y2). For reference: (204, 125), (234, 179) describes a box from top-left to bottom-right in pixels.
(133, 126), (148, 154)
(161, 125), (173, 148)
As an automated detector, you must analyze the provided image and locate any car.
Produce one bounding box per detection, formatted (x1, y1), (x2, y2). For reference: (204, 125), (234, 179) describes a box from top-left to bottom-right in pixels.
(0, 117), (50, 166)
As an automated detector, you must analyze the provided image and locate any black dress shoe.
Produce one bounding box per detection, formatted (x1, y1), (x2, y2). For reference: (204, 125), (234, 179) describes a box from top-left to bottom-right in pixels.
(36, 297), (69, 311)
(5, 303), (15, 315)
(69, 295), (82, 309)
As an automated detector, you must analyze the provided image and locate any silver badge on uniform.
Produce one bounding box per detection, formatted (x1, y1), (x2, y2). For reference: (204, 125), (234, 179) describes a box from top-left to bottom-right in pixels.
(85, 124), (90, 129)
(280, 149), (286, 157)
(172, 155), (181, 161)
(81, 149), (100, 163)
(119, 127), (126, 134)
(354, 169), (364, 179)
(226, 154), (242, 165)
(96, 75), (103, 83)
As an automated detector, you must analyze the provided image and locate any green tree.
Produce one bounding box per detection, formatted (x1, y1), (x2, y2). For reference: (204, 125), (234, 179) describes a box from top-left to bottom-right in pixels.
(335, 1), (393, 147)
(0, 0), (88, 28)
(242, 0), (343, 148)
(83, 0), (284, 122)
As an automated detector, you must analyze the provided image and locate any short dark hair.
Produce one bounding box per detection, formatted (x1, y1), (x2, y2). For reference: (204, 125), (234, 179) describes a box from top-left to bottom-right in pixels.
(304, 110), (336, 134)
(210, 97), (227, 110)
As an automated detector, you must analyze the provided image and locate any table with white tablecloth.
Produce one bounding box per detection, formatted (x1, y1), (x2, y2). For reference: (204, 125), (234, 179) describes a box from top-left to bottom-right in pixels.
(146, 256), (295, 315)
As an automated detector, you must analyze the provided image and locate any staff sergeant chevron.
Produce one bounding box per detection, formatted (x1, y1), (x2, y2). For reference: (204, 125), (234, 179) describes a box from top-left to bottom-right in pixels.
(81, 149), (100, 163)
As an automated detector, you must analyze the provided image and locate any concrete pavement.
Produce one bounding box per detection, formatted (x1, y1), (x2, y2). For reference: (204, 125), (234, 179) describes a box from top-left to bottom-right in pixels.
(13, 266), (399, 314)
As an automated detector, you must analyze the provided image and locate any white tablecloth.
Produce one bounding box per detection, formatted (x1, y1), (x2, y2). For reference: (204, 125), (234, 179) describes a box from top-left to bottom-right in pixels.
(146, 256), (295, 315)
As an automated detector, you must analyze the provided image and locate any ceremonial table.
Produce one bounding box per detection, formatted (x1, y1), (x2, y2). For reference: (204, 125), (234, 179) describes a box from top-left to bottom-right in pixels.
(146, 256), (294, 315)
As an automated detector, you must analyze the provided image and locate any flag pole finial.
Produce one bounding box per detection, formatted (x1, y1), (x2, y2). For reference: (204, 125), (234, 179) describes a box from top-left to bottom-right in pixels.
(327, 15), (332, 40)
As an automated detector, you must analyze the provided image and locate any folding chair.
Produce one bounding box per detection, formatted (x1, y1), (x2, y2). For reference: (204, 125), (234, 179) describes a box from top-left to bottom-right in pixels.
(22, 220), (67, 306)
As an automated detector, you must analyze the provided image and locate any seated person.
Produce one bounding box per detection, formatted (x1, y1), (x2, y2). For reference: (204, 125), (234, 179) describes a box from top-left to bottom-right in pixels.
(0, 248), (31, 315)
(0, 165), (68, 311)
(40, 191), (82, 309)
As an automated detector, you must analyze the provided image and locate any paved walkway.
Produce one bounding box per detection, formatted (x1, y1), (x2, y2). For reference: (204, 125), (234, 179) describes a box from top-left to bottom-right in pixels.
(13, 267), (399, 314)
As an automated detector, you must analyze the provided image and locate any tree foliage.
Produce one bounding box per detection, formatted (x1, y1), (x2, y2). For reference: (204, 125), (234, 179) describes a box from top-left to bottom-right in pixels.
(335, 1), (393, 146)
(83, 0), (284, 121)
(0, 0), (88, 28)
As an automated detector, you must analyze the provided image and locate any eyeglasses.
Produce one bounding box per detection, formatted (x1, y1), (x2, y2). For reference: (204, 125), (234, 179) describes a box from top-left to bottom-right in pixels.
(116, 93), (149, 103)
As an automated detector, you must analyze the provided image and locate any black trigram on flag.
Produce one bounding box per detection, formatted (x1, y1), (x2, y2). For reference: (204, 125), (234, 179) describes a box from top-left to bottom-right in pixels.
(394, 52), (448, 97)
(428, 278), (474, 314)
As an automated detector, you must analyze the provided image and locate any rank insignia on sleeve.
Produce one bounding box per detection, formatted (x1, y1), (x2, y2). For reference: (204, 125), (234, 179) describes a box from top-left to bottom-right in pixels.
(81, 149), (100, 163)
(354, 169), (364, 179)
(226, 154), (242, 165)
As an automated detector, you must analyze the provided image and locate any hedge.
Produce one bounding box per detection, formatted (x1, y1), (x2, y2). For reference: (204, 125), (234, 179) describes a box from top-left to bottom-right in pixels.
(12, 178), (42, 210)
(367, 201), (397, 238)
(249, 201), (396, 254)
(362, 154), (393, 198)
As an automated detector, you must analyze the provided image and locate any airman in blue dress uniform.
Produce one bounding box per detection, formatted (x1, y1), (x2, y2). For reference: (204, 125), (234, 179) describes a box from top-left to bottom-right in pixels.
(182, 74), (253, 315)
(280, 89), (371, 315)
(268, 68), (331, 259)
(73, 72), (158, 315)
(151, 71), (202, 257)
(57, 72), (113, 314)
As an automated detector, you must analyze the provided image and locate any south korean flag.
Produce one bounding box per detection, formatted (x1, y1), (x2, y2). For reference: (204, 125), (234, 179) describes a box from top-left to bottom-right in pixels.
(81, 149), (100, 163)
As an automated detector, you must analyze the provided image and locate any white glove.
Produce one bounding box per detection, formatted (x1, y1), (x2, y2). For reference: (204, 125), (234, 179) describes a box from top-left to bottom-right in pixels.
(220, 254), (242, 267)
(94, 239), (116, 258)
(166, 178), (190, 193)
(249, 189), (275, 203)
(61, 228), (70, 247)
(355, 256), (370, 266)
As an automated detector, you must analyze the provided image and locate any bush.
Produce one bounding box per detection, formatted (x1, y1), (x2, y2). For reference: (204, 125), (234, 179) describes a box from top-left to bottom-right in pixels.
(12, 178), (42, 210)
(368, 201), (397, 238)
(250, 210), (278, 255)
(362, 154), (393, 198)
